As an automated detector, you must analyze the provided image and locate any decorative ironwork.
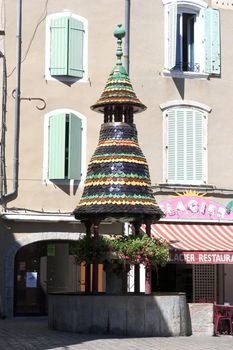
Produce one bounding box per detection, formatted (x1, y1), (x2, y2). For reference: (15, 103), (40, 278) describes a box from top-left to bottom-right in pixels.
(12, 89), (46, 110)
(172, 61), (200, 73)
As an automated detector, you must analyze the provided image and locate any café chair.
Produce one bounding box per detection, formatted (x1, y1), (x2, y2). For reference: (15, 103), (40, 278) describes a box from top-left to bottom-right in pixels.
(214, 304), (233, 336)
(199, 296), (206, 303)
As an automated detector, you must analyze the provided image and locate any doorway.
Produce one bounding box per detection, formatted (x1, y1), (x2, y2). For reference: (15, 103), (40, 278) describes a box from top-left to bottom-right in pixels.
(14, 242), (47, 315)
(14, 240), (106, 315)
(14, 241), (80, 315)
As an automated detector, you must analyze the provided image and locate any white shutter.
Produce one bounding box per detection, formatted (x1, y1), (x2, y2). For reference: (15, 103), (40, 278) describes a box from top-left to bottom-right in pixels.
(167, 109), (177, 181)
(194, 110), (204, 181)
(166, 108), (206, 184)
(186, 110), (194, 181)
(176, 109), (185, 181)
(167, 2), (177, 70)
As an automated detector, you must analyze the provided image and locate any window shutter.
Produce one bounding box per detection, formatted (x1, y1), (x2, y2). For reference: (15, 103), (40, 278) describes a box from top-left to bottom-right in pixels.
(68, 114), (82, 180)
(68, 18), (84, 78)
(186, 109), (194, 181)
(204, 8), (221, 75)
(167, 109), (177, 180)
(48, 114), (66, 179)
(167, 2), (177, 70)
(167, 108), (205, 183)
(194, 110), (204, 181)
(50, 17), (69, 76)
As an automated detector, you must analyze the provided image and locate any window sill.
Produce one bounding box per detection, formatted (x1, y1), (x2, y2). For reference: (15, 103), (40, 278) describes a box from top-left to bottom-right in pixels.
(152, 183), (213, 194)
(44, 74), (88, 84)
(161, 69), (209, 80)
(43, 178), (82, 186)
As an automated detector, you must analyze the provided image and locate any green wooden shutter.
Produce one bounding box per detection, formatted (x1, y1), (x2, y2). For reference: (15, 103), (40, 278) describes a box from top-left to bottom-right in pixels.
(50, 17), (69, 76)
(68, 18), (84, 78)
(48, 114), (66, 179)
(68, 114), (82, 180)
(167, 2), (177, 70)
(204, 8), (220, 75)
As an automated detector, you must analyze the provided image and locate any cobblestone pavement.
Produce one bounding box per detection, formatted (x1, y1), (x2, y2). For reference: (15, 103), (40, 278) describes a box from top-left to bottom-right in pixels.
(0, 317), (232, 350)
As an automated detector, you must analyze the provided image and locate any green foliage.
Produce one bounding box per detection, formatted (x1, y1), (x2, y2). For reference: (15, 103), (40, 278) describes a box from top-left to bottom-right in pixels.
(72, 235), (110, 265)
(110, 235), (169, 267)
(71, 234), (169, 267)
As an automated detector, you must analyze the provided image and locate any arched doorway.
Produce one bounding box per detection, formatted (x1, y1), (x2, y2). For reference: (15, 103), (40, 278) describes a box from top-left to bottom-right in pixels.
(4, 232), (82, 317)
(14, 240), (79, 315)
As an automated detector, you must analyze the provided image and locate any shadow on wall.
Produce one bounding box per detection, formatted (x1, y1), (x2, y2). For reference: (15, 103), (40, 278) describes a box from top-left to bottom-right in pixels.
(49, 179), (80, 196)
(0, 221), (16, 319)
(173, 78), (185, 99)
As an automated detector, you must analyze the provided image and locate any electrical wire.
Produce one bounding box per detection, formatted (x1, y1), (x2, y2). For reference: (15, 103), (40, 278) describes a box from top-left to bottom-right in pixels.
(5, 207), (71, 215)
(7, 0), (48, 78)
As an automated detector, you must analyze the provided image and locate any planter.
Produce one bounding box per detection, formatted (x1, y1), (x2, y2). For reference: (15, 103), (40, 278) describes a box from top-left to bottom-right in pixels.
(48, 292), (191, 337)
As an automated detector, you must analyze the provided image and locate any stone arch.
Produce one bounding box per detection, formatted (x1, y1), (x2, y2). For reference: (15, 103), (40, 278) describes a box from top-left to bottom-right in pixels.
(4, 231), (83, 318)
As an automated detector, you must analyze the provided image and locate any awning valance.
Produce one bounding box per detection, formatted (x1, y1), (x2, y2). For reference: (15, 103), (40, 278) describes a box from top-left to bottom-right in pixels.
(142, 222), (233, 264)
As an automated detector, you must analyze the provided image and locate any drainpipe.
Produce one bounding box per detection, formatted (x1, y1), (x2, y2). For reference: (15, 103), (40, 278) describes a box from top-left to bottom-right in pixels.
(2, 0), (22, 204)
(124, 0), (130, 74)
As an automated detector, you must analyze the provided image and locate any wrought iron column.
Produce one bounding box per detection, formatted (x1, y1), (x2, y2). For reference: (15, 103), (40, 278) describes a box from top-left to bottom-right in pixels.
(92, 221), (100, 293)
(84, 221), (92, 293)
(133, 221), (141, 293)
(145, 222), (152, 295)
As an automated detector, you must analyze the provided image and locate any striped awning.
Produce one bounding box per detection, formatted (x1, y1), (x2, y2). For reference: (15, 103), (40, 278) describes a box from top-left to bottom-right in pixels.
(148, 223), (233, 251)
(142, 222), (233, 264)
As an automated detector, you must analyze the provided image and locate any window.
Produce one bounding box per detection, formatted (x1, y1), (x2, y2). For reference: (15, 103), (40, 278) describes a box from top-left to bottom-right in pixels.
(164, 107), (207, 184)
(163, 0), (220, 77)
(45, 12), (88, 82)
(44, 110), (85, 182)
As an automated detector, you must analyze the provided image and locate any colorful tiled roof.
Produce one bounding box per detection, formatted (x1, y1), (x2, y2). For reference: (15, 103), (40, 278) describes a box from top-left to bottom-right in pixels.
(91, 24), (146, 114)
(73, 25), (163, 223)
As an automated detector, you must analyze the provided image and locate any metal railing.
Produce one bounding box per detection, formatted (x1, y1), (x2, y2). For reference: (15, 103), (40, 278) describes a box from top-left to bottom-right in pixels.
(172, 61), (200, 73)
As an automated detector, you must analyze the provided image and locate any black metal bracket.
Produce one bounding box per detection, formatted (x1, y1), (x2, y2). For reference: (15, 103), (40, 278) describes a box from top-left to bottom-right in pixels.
(12, 89), (46, 110)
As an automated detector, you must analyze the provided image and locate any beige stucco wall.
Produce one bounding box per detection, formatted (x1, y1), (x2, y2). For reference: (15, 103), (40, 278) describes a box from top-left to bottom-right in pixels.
(1, 0), (233, 316)
(4, 0), (125, 211)
(3, 0), (233, 213)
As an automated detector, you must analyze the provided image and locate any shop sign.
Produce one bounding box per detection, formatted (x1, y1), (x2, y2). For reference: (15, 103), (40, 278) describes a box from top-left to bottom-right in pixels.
(26, 271), (38, 288)
(47, 244), (55, 256)
(159, 195), (233, 221)
(170, 251), (233, 264)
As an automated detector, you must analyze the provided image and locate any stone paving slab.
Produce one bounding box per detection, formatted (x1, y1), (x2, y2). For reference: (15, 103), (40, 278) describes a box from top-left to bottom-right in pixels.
(0, 317), (232, 350)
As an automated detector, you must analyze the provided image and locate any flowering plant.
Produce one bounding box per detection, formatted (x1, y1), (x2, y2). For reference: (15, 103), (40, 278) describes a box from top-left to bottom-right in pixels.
(72, 234), (169, 267)
(110, 235), (169, 267)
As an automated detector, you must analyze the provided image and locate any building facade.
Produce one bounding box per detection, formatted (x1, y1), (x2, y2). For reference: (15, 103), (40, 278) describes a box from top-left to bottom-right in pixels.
(1, 0), (233, 317)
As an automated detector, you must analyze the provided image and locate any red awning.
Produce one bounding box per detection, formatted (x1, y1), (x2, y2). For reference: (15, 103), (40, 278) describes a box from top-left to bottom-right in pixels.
(148, 223), (233, 251)
(142, 222), (233, 264)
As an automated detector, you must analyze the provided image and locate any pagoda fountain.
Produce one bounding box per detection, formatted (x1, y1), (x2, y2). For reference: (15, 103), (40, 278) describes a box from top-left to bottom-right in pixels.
(48, 25), (190, 337)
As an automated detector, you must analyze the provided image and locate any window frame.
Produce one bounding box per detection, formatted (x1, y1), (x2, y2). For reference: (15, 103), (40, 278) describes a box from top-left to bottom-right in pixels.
(162, 0), (210, 79)
(176, 9), (199, 72)
(162, 102), (209, 185)
(45, 11), (88, 83)
(43, 109), (86, 184)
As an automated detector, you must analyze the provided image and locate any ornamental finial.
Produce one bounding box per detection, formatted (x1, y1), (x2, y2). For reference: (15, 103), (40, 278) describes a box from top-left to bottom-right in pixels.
(114, 24), (125, 66)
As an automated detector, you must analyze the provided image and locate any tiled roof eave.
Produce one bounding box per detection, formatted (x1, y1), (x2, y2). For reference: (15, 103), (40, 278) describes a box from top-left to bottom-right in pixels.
(91, 101), (147, 113)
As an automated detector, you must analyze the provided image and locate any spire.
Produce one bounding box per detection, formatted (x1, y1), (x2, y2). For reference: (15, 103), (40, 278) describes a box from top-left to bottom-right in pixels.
(114, 24), (125, 67)
(73, 25), (163, 224)
(91, 25), (146, 118)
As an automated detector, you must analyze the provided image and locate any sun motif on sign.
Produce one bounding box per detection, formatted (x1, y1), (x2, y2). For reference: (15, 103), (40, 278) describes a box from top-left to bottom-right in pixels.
(173, 190), (207, 198)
